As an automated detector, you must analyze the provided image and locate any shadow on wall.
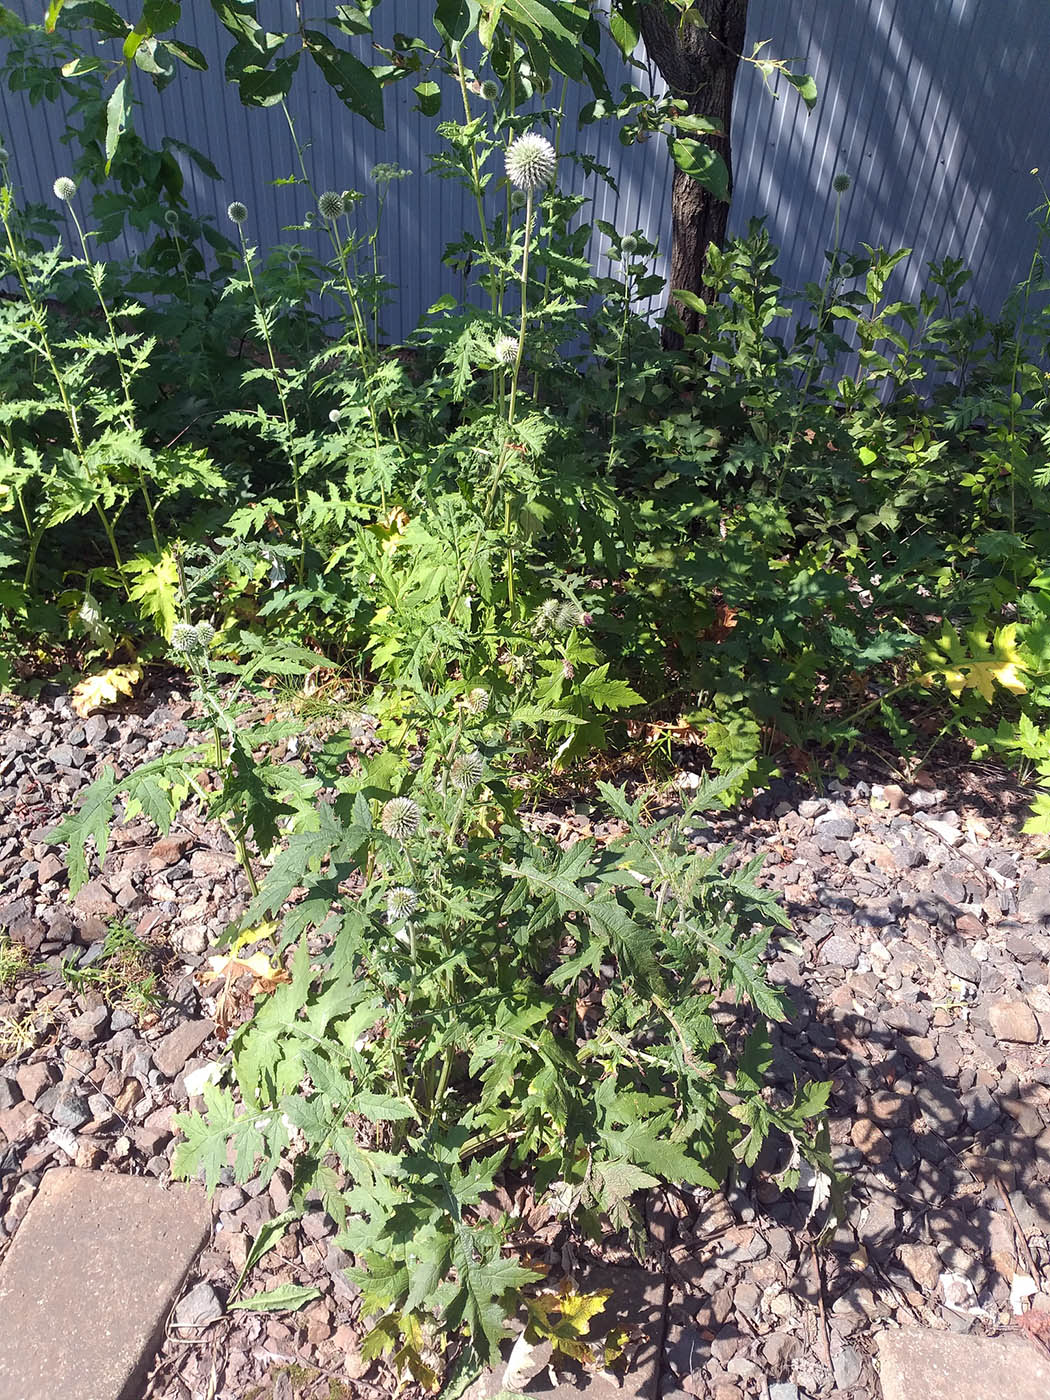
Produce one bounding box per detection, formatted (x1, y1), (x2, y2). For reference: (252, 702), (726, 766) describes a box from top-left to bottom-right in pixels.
(2, 0), (1049, 337)
(734, 0), (1050, 314)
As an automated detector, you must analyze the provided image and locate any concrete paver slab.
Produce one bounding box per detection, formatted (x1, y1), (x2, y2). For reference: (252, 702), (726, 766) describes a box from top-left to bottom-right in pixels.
(465, 1265), (666, 1399)
(876, 1326), (1050, 1400)
(0, 1166), (211, 1400)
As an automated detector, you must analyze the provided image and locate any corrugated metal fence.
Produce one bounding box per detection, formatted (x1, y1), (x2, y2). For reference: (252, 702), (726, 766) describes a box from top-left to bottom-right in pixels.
(3, 1), (1049, 338)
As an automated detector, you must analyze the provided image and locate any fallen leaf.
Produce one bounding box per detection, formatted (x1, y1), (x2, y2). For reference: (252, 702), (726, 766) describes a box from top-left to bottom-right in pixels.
(71, 664), (142, 718)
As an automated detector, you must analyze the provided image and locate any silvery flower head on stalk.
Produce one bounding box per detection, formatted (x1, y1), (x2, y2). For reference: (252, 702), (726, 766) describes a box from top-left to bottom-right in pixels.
(620, 234), (639, 256)
(832, 172), (852, 194)
(480, 80), (500, 102)
(227, 201), (248, 226)
(164, 209), (179, 229)
(493, 335), (518, 367)
(510, 190), (527, 211)
(386, 886), (418, 922)
(287, 246), (302, 265)
(381, 796), (421, 842)
(505, 132), (557, 192)
(318, 190), (345, 221)
(464, 687), (490, 716)
(53, 176), (77, 203)
(170, 621), (214, 664)
(449, 751), (484, 792)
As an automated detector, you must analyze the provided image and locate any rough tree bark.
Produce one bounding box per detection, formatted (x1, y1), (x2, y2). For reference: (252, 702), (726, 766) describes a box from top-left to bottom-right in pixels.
(638, 1), (748, 342)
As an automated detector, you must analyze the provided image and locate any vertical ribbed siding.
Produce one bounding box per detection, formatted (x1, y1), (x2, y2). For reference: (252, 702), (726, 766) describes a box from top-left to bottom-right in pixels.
(3, 1), (1049, 338)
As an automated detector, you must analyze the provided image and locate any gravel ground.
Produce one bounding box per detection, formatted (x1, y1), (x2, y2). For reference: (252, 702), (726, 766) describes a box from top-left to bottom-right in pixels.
(2, 683), (1050, 1400)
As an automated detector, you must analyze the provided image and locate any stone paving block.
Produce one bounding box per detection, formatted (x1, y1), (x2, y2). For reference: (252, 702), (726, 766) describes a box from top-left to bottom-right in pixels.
(876, 1326), (1050, 1400)
(464, 1266), (666, 1400)
(0, 1166), (211, 1400)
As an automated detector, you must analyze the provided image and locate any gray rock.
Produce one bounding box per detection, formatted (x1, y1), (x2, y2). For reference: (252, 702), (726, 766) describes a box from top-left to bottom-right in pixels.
(768, 1386), (800, 1400)
(833, 1342), (864, 1389)
(49, 1086), (91, 1131)
(173, 1281), (223, 1331)
(916, 1083), (966, 1135)
(67, 1006), (109, 1044)
(944, 943), (982, 983)
(0, 1075), (22, 1111)
(820, 934), (860, 969)
(883, 1004), (930, 1037)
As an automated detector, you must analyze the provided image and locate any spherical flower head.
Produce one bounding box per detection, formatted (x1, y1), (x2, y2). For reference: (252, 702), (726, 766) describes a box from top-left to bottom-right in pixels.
(465, 687), (490, 716)
(194, 620), (216, 650)
(387, 886), (418, 922)
(0, 147), (9, 166)
(493, 335), (518, 367)
(510, 190), (527, 211)
(227, 201), (248, 226)
(620, 234), (639, 256)
(170, 622), (196, 657)
(505, 132), (556, 192)
(164, 209), (179, 228)
(318, 190), (345, 221)
(832, 172), (851, 194)
(480, 80), (500, 102)
(53, 176), (77, 203)
(381, 796), (421, 842)
(287, 247), (302, 265)
(329, 408), (342, 425)
(449, 750), (484, 793)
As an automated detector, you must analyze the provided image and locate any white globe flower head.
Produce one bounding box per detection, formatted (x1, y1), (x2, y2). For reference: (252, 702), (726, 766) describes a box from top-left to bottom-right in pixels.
(505, 132), (556, 192)
(493, 335), (518, 367)
(387, 886), (418, 922)
(381, 796), (421, 843)
(53, 176), (77, 203)
(164, 209), (179, 228)
(318, 190), (345, 221)
(449, 750), (484, 793)
(227, 200), (248, 226)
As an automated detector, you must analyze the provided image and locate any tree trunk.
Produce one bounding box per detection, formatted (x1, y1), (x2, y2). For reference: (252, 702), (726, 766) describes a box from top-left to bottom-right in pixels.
(638, 1), (748, 342)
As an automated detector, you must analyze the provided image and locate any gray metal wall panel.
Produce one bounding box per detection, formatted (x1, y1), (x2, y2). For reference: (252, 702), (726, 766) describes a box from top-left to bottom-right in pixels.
(2, 2), (1049, 338)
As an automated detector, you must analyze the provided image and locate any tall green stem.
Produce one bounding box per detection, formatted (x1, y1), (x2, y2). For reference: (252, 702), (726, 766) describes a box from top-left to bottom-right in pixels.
(68, 203), (161, 554)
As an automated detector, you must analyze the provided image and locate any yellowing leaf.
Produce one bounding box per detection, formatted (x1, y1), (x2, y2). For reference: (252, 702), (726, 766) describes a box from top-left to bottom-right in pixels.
(367, 505), (410, 555)
(920, 623), (1028, 705)
(71, 664), (142, 718)
(205, 951), (289, 995)
(524, 1284), (613, 1366)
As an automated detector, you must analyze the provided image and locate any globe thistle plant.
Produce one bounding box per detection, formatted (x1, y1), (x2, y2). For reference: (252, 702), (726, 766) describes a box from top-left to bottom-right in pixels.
(505, 133), (557, 192)
(480, 80), (500, 102)
(164, 209), (179, 228)
(318, 190), (345, 222)
(227, 201), (248, 226)
(620, 234), (639, 256)
(510, 190), (527, 211)
(53, 176), (77, 203)
(381, 797), (421, 842)
(832, 172), (852, 194)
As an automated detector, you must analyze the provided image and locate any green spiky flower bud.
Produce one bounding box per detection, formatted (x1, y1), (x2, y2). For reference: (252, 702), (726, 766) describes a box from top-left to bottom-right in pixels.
(227, 201), (248, 225)
(318, 190), (345, 221)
